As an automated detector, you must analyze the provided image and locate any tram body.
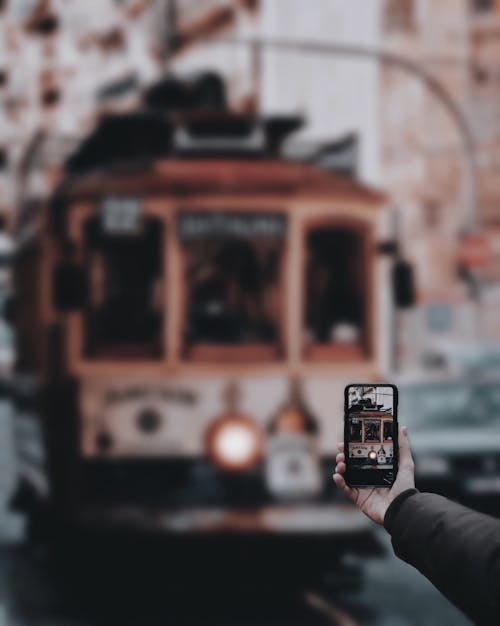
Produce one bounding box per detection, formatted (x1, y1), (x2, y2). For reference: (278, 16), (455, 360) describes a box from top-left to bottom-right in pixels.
(11, 86), (392, 567)
(348, 411), (394, 467)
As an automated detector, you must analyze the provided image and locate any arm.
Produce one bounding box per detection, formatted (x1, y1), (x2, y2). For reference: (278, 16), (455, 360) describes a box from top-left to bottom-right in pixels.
(333, 427), (500, 626)
(385, 489), (500, 626)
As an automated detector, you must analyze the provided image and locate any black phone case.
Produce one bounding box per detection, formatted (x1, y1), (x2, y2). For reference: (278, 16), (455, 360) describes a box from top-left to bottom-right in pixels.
(343, 383), (399, 488)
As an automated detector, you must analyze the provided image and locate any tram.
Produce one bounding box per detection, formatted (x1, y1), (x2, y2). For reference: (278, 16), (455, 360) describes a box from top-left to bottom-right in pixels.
(348, 394), (394, 467)
(10, 74), (402, 576)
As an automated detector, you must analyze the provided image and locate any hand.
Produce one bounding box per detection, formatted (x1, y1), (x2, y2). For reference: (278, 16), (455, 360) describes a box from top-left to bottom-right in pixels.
(333, 425), (415, 525)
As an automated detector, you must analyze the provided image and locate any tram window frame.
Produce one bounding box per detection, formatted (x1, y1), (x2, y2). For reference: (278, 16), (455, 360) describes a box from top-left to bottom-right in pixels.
(178, 212), (286, 363)
(302, 220), (372, 362)
(81, 215), (165, 360)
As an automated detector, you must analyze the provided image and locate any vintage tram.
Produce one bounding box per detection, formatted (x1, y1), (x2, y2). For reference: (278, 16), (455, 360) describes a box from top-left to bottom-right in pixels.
(348, 393), (394, 467)
(11, 75), (395, 576)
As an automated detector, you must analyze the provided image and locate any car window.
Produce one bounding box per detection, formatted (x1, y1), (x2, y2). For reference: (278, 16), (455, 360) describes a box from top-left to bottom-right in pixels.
(399, 383), (500, 429)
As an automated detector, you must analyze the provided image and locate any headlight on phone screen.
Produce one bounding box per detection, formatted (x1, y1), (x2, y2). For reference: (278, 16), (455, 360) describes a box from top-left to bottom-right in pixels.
(206, 413), (263, 472)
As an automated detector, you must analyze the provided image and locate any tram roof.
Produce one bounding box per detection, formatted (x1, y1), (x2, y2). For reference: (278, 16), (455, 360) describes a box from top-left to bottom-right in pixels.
(58, 159), (385, 205)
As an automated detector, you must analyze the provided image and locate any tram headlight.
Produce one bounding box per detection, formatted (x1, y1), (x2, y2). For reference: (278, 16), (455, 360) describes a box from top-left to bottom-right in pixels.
(368, 450), (377, 462)
(206, 413), (263, 472)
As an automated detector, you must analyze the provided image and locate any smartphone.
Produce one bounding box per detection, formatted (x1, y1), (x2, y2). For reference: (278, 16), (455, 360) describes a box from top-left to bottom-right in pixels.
(344, 383), (398, 488)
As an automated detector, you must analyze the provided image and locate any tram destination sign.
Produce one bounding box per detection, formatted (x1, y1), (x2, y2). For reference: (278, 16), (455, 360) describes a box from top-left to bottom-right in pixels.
(177, 212), (287, 241)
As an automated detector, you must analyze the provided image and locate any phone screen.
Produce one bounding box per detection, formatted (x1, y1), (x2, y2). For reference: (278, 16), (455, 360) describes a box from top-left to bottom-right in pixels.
(344, 384), (398, 488)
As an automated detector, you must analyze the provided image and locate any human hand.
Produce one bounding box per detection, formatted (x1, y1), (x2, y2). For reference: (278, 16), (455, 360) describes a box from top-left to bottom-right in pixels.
(333, 425), (415, 525)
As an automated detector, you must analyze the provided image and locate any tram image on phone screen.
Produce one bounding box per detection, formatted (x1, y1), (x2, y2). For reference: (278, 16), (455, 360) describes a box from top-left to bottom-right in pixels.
(344, 384), (398, 488)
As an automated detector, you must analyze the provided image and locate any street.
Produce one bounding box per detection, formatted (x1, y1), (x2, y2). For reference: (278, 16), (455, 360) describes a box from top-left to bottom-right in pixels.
(0, 403), (472, 626)
(0, 523), (471, 626)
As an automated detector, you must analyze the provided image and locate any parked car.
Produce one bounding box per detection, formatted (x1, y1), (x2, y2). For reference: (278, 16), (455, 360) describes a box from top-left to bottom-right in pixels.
(399, 377), (500, 513)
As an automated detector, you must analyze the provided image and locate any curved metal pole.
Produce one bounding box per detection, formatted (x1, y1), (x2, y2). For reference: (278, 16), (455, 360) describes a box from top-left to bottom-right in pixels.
(215, 37), (478, 232)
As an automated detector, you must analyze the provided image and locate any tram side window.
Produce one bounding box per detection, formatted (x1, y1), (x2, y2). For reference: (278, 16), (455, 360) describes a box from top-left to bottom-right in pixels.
(349, 419), (362, 443)
(83, 217), (163, 358)
(305, 226), (367, 359)
(182, 233), (283, 360)
(383, 421), (393, 442)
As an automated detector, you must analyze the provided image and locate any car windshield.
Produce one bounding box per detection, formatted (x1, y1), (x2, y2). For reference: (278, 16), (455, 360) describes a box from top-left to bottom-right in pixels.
(399, 382), (500, 430)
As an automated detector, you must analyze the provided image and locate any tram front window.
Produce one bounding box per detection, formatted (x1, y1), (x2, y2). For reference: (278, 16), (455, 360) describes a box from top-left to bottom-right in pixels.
(365, 419), (381, 442)
(181, 219), (284, 360)
(305, 226), (367, 359)
(83, 216), (163, 358)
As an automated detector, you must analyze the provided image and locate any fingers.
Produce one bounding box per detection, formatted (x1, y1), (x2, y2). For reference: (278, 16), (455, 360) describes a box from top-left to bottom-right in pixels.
(335, 461), (346, 474)
(332, 472), (346, 489)
(399, 424), (415, 472)
(333, 472), (356, 501)
(337, 442), (344, 453)
(333, 451), (355, 501)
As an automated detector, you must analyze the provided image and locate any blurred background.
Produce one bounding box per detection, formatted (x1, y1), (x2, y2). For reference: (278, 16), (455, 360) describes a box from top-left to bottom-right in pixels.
(1, 0), (500, 624)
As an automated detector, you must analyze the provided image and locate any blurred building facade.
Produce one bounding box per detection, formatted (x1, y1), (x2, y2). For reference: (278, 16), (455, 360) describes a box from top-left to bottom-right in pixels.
(0, 0), (163, 224)
(382, 0), (500, 370)
(2, 0), (500, 373)
(165, 0), (381, 183)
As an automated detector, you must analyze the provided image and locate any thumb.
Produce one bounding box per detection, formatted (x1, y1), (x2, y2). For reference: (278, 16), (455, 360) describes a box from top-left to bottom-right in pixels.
(398, 425), (415, 470)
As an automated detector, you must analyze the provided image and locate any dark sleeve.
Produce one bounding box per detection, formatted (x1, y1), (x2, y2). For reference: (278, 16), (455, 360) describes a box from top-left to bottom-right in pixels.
(384, 490), (500, 626)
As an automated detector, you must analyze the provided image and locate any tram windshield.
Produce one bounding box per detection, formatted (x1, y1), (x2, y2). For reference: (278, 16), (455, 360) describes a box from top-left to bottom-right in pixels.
(183, 235), (282, 355)
(364, 419), (381, 441)
(176, 212), (286, 358)
(83, 216), (163, 358)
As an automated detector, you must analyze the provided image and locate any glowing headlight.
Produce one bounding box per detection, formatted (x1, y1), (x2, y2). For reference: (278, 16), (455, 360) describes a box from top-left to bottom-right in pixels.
(206, 414), (263, 472)
(368, 450), (377, 461)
